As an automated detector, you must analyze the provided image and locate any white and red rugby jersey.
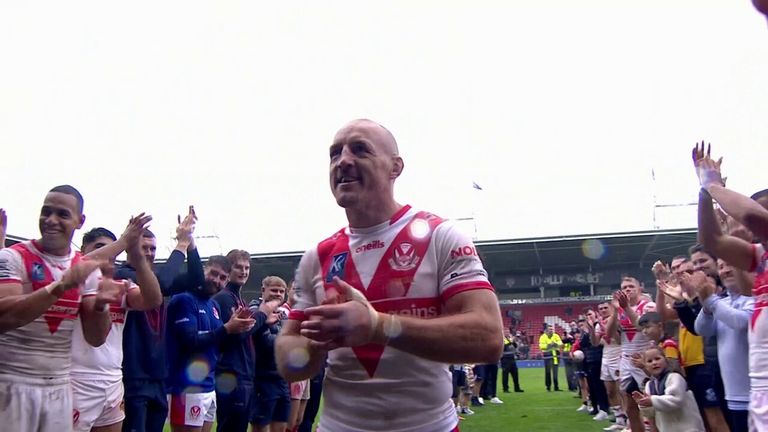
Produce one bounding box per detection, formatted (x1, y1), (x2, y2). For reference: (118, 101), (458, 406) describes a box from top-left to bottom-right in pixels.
(749, 243), (768, 391)
(291, 205), (494, 432)
(71, 282), (137, 379)
(0, 240), (100, 381)
(618, 299), (656, 354)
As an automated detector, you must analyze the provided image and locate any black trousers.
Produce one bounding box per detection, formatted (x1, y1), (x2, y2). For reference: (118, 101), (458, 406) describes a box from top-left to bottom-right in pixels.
(215, 378), (254, 432)
(501, 357), (521, 391)
(585, 361), (609, 412)
(564, 358), (578, 390)
(480, 364), (499, 398)
(544, 358), (560, 390)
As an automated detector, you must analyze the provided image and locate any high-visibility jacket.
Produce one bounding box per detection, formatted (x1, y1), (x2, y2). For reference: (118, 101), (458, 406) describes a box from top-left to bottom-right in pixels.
(539, 332), (563, 365)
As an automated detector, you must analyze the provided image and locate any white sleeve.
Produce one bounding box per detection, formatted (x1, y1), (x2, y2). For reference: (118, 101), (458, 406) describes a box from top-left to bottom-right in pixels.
(79, 267), (103, 296)
(651, 373), (687, 412)
(433, 221), (493, 301)
(0, 248), (24, 283)
(290, 247), (321, 319)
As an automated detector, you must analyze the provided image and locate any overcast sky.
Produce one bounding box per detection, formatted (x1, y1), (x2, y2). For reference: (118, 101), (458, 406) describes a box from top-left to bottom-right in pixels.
(2, 1), (766, 258)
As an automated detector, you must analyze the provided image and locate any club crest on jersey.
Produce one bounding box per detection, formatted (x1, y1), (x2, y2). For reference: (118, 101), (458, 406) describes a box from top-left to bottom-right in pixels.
(212, 308), (220, 320)
(31, 263), (45, 281)
(389, 242), (420, 271)
(326, 252), (348, 283)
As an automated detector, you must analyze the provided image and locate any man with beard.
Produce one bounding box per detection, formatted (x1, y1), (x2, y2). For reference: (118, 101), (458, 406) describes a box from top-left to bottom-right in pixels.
(166, 255), (255, 432)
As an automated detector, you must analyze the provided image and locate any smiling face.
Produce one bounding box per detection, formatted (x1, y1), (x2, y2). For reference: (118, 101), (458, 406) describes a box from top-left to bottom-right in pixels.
(229, 258), (250, 286)
(644, 348), (668, 377)
(328, 120), (403, 212)
(204, 263), (229, 296)
(38, 192), (84, 255)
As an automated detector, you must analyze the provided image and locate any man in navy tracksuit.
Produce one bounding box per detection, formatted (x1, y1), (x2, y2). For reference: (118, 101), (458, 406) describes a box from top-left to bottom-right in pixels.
(166, 255), (255, 432)
(119, 211), (198, 432)
(211, 250), (281, 432)
(249, 276), (289, 432)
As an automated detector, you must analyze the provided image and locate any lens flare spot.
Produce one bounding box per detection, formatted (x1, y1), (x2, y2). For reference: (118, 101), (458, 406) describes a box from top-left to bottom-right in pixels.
(409, 219), (430, 240)
(288, 347), (310, 370)
(216, 372), (237, 395)
(581, 239), (605, 260)
(186, 360), (210, 384)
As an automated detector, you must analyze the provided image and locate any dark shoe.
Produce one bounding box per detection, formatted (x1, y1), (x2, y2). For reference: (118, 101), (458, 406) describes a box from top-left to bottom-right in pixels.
(555, 388), (563, 392)
(503, 389), (510, 393)
(514, 389), (525, 393)
(547, 388), (551, 392)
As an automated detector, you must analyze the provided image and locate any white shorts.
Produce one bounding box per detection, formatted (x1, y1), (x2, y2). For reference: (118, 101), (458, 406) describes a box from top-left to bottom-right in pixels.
(170, 391), (216, 427)
(601, 355), (621, 381)
(71, 377), (125, 430)
(290, 380), (310, 401)
(619, 356), (648, 392)
(0, 376), (73, 432)
(750, 390), (768, 432)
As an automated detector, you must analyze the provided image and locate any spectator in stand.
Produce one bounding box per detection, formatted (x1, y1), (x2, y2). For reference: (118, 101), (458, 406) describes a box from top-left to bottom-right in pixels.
(501, 329), (524, 393)
(539, 325), (563, 391)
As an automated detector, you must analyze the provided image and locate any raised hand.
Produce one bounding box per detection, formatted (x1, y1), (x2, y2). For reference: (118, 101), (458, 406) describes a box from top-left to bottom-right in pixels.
(614, 291), (629, 309)
(680, 271), (715, 300)
(122, 213), (153, 251)
(656, 280), (684, 302)
(691, 141), (725, 189)
(60, 259), (104, 292)
(651, 260), (671, 283)
(224, 306), (255, 334)
(177, 206), (196, 237)
(95, 278), (129, 309)
(631, 391), (652, 408)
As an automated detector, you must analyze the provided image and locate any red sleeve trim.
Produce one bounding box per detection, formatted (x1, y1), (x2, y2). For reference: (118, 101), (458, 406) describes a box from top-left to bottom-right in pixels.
(441, 281), (494, 303)
(0, 278), (22, 284)
(81, 293), (97, 298)
(288, 309), (307, 322)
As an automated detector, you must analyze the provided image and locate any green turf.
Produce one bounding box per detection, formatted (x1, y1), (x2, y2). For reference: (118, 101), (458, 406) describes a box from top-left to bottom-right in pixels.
(164, 367), (613, 431)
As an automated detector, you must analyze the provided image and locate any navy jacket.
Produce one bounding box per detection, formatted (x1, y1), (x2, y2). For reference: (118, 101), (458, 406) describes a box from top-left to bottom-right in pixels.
(118, 247), (202, 382)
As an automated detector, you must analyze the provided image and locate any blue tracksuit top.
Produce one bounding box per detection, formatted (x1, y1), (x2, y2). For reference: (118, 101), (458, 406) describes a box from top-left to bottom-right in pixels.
(166, 290), (226, 394)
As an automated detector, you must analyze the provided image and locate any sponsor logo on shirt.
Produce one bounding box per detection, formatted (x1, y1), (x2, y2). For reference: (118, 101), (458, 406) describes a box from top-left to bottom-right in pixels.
(326, 252), (348, 283)
(389, 242), (420, 271)
(31, 263), (45, 281)
(450, 245), (478, 259)
(355, 240), (385, 253)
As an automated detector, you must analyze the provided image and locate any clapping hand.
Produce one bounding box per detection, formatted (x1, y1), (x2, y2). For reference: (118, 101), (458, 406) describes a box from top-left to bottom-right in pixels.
(692, 142), (725, 189)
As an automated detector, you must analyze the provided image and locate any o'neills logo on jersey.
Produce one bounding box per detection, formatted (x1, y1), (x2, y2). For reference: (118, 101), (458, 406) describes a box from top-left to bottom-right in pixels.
(450, 245), (478, 259)
(389, 242), (420, 271)
(355, 240), (385, 253)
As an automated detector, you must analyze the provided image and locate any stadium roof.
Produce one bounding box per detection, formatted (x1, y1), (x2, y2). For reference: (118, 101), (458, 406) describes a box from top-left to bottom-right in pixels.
(477, 228), (698, 275)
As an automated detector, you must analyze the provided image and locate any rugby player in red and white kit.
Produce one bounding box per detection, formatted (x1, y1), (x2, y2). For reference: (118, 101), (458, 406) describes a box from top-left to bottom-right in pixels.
(71, 216), (162, 432)
(605, 276), (655, 432)
(0, 185), (125, 432)
(276, 120), (503, 432)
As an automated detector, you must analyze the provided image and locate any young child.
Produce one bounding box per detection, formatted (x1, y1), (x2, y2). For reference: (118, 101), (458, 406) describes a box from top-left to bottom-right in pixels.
(633, 347), (705, 432)
(638, 312), (683, 373)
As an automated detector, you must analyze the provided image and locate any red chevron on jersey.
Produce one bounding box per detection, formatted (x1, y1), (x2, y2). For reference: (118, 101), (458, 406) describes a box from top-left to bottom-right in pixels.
(13, 243), (83, 334)
(316, 210), (444, 377)
(619, 300), (649, 343)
